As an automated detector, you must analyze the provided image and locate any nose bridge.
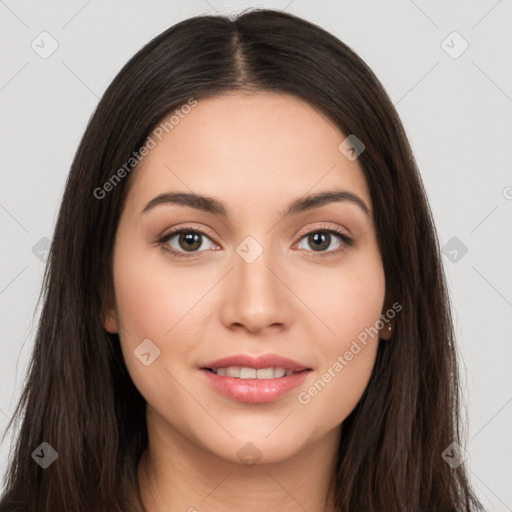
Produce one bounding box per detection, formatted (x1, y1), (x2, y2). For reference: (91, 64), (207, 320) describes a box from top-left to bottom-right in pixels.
(222, 234), (291, 331)
(235, 238), (280, 304)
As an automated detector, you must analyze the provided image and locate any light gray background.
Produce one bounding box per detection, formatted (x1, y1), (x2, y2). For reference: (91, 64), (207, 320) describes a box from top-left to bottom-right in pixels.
(1, 0), (511, 509)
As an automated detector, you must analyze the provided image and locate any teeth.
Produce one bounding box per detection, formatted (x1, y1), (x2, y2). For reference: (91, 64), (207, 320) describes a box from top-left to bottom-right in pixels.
(226, 366), (241, 378)
(240, 367), (256, 379)
(212, 366), (296, 379)
(258, 367), (277, 379)
(273, 367), (286, 378)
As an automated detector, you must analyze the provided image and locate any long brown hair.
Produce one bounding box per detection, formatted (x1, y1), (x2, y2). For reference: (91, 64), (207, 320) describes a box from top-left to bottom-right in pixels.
(0, 9), (484, 511)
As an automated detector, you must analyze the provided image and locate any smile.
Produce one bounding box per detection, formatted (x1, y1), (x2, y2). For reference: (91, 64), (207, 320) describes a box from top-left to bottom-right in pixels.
(205, 366), (298, 379)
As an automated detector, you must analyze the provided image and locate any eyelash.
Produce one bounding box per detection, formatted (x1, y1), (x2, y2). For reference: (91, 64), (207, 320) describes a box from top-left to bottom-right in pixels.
(156, 224), (354, 259)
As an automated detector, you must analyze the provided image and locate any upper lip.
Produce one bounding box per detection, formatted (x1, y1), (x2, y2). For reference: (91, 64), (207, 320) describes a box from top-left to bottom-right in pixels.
(201, 354), (311, 372)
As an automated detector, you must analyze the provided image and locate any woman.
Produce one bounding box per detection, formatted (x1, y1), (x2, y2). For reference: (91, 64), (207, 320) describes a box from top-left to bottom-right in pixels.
(0, 8), (484, 512)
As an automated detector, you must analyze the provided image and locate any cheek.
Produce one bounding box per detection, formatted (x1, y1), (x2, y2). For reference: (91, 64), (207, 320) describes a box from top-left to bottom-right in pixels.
(296, 248), (386, 343)
(114, 270), (174, 339)
(112, 242), (206, 340)
(298, 344), (378, 429)
(298, 294), (382, 426)
(294, 253), (384, 421)
(111, 241), (216, 385)
(111, 246), (202, 407)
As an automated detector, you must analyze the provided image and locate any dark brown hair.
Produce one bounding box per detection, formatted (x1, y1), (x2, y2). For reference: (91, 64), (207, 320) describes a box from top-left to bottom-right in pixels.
(0, 8), (484, 512)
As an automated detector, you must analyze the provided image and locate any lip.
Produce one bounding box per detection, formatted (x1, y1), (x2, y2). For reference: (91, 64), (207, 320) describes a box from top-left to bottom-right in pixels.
(201, 353), (310, 372)
(201, 370), (311, 404)
(199, 353), (312, 404)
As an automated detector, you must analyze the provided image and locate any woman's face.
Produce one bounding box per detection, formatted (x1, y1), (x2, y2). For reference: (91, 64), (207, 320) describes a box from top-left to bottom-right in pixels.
(105, 91), (390, 464)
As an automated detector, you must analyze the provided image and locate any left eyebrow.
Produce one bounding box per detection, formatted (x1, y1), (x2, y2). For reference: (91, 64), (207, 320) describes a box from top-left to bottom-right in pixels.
(281, 190), (371, 219)
(141, 189), (371, 219)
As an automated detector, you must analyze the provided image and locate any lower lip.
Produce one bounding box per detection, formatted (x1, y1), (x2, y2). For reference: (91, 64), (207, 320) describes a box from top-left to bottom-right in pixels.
(200, 369), (311, 404)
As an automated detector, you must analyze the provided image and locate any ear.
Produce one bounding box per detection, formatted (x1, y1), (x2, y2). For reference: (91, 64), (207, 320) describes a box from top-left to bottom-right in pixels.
(379, 287), (394, 341)
(103, 307), (119, 333)
(101, 281), (119, 333)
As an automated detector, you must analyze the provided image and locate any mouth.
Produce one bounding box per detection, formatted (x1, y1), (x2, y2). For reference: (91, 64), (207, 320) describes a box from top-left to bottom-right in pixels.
(200, 353), (311, 374)
(203, 367), (307, 378)
(199, 354), (312, 404)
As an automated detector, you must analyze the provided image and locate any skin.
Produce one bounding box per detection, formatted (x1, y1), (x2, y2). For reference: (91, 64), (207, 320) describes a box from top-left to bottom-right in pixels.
(104, 91), (393, 512)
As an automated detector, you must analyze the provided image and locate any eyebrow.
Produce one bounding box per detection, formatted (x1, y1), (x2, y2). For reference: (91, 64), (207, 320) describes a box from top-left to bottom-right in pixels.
(142, 189), (371, 219)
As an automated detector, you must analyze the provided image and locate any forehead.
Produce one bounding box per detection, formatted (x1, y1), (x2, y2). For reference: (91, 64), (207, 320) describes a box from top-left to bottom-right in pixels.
(127, 91), (371, 217)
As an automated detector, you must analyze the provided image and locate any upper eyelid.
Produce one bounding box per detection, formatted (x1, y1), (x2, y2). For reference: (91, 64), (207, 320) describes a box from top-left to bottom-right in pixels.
(159, 222), (351, 248)
(296, 222), (350, 238)
(159, 224), (215, 242)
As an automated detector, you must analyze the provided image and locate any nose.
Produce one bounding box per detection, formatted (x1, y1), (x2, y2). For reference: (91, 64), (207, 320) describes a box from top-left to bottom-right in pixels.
(220, 246), (293, 334)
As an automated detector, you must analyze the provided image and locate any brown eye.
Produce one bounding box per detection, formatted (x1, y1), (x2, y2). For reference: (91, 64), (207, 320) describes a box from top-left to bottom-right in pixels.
(306, 232), (331, 252)
(176, 232), (203, 252)
(158, 227), (217, 258)
(296, 228), (353, 256)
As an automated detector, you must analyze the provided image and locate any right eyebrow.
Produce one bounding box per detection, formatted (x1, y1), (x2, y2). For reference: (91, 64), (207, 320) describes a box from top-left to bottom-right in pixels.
(142, 192), (227, 216)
